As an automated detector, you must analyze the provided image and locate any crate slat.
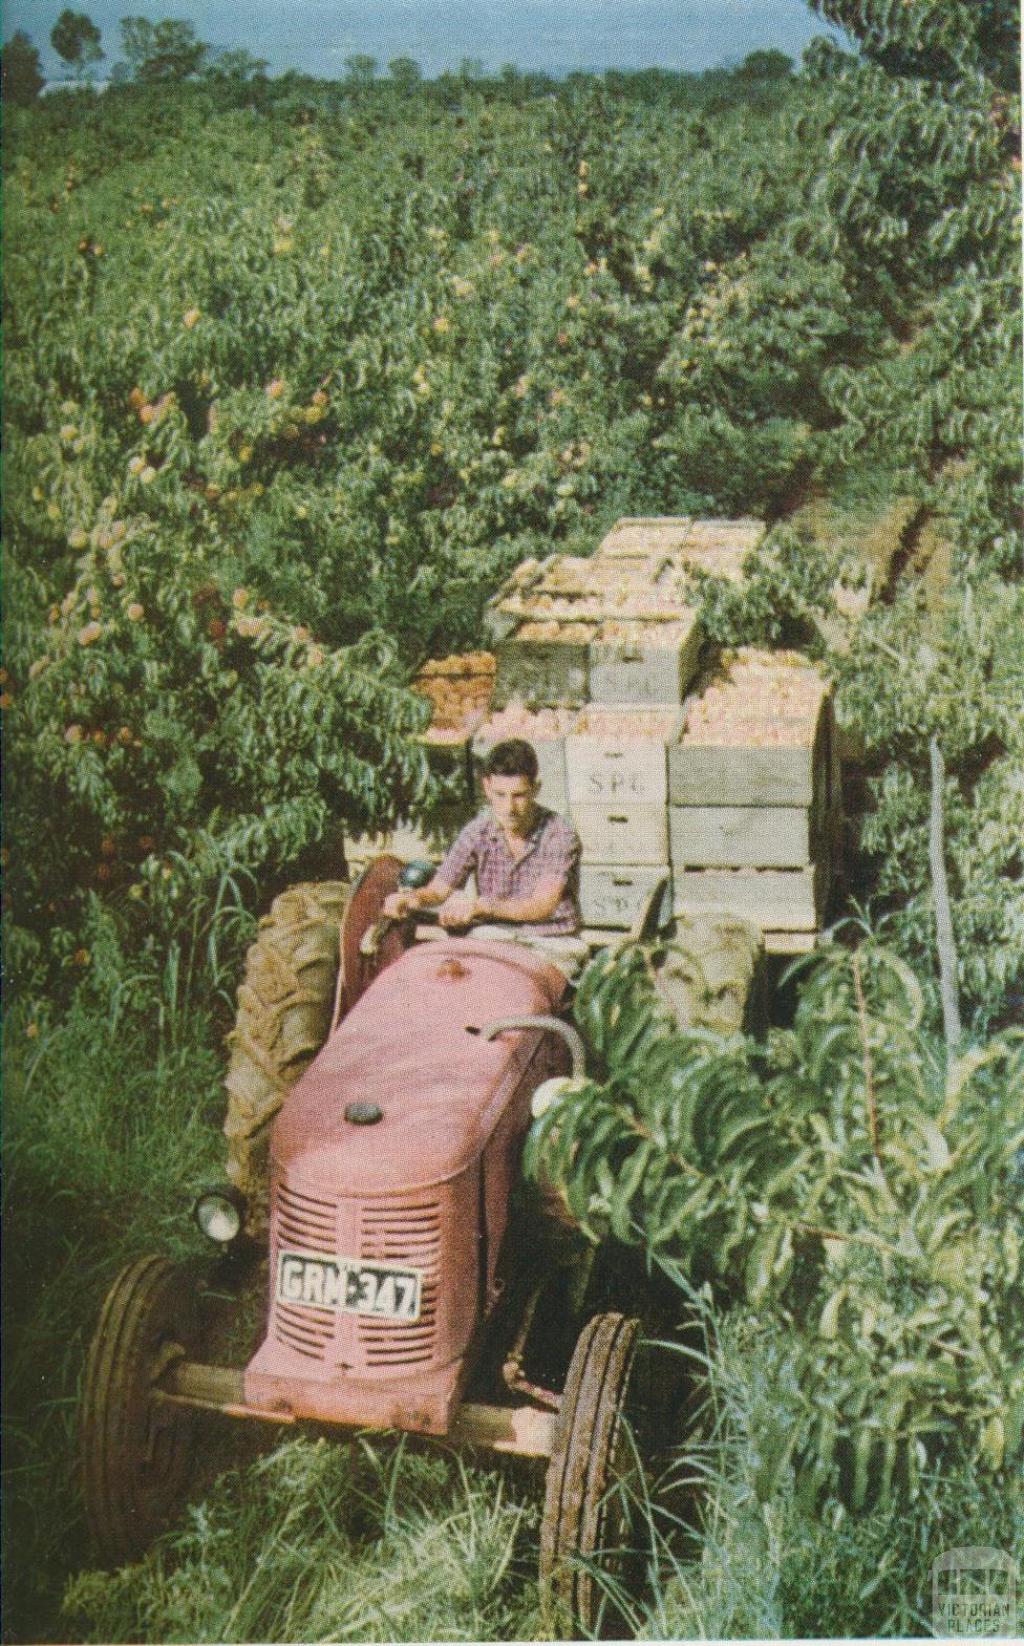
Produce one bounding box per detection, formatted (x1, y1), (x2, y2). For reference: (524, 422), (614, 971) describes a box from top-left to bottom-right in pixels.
(493, 625), (593, 708)
(596, 517), (695, 558)
(668, 741), (825, 808)
(566, 709), (681, 807)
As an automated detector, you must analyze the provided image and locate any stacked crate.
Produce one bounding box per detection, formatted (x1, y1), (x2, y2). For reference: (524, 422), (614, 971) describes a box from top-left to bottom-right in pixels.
(566, 706), (681, 932)
(668, 649), (836, 952)
(479, 520), (718, 932)
(349, 518), (839, 951)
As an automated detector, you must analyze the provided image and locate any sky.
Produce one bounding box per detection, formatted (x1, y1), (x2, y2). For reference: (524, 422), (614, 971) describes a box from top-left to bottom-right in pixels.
(5, 1), (842, 82)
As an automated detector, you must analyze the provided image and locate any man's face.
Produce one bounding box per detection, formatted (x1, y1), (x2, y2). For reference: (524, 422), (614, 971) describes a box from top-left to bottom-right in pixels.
(483, 772), (539, 836)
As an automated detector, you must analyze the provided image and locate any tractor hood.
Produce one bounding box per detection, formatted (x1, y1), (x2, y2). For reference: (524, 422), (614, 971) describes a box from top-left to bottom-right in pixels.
(271, 937), (568, 1195)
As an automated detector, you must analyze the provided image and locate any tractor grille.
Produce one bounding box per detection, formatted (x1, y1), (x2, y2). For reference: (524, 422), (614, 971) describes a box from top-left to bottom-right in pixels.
(273, 1180), (337, 1361)
(277, 1181), (336, 1251)
(357, 1201), (441, 1367)
(271, 1180), (443, 1369)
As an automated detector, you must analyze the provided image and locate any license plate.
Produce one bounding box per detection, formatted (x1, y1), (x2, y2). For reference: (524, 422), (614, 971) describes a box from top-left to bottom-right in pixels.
(277, 1251), (422, 1321)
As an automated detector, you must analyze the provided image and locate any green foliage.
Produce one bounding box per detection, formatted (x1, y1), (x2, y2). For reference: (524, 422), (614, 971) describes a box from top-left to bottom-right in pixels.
(690, 522), (862, 649)
(2, 27), (1022, 1638)
(203, 49), (269, 85)
(737, 50), (795, 81)
(527, 939), (1024, 1508)
(120, 17), (210, 83)
(639, 1305), (1023, 1639)
(3, 513), (433, 995)
(51, 11), (104, 80)
(2, 69), (827, 989)
(2, 985), (227, 1638)
(388, 57), (423, 90)
(2, 30), (44, 104)
(810, 0), (1020, 91)
(344, 54), (378, 87)
(676, 0), (1022, 1027)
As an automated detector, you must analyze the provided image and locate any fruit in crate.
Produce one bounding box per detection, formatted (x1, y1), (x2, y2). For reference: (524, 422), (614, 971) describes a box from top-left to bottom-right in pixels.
(516, 619), (599, 643)
(682, 649), (828, 747)
(413, 652), (496, 743)
(477, 704), (578, 741)
(573, 706), (681, 741)
(595, 616), (696, 647)
(671, 541), (749, 583)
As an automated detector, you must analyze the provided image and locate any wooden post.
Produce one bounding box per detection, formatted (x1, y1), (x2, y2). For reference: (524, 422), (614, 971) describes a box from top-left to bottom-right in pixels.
(929, 737), (961, 1055)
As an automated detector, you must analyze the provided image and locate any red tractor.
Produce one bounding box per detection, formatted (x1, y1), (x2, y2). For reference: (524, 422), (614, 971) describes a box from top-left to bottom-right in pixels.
(81, 857), (676, 1633)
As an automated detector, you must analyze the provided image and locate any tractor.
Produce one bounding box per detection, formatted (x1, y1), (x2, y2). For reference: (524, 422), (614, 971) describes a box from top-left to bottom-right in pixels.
(80, 854), (686, 1635)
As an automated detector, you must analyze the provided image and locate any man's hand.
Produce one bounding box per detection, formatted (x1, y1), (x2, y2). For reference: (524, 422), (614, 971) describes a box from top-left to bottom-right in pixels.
(438, 891), (478, 929)
(382, 889), (415, 919)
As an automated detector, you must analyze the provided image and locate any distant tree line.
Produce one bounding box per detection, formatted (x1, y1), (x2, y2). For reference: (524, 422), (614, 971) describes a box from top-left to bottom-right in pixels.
(1, 12), (793, 105)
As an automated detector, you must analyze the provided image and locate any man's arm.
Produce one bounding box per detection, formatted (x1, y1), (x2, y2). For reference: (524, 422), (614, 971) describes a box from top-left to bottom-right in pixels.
(473, 880), (566, 923)
(382, 875), (456, 920)
(381, 816), (480, 920)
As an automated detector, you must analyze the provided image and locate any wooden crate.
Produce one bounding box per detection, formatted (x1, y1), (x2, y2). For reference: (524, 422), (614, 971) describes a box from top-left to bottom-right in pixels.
(595, 516), (764, 575)
(681, 518), (765, 558)
(579, 864), (672, 930)
(483, 558), (550, 642)
(668, 742), (823, 807)
(493, 622), (594, 707)
(596, 517), (694, 558)
(530, 555), (654, 597)
(670, 647), (830, 807)
(668, 804), (815, 869)
(471, 711), (574, 814)
(572, 803), (668, 866)
(492, 570), (689, 629)
(566, 708), (681, 807)
(588, 614), (702, 705)
(672, 861), (830, 932)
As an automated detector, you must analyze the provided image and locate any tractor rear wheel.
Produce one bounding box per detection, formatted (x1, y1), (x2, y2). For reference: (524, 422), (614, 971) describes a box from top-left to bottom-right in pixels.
(81, 1255), (200, 1568)
(224, 880), (349, 1233)
(539, 1311), (641, 1637)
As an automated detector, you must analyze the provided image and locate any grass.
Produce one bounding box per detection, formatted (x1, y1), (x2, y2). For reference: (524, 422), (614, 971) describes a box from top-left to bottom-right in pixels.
(2, 986), (228, 1642)
(62, 1437), (544, 1644)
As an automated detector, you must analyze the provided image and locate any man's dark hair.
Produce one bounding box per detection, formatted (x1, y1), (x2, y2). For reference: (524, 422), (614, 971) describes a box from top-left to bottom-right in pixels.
(482, 737), (538, 781)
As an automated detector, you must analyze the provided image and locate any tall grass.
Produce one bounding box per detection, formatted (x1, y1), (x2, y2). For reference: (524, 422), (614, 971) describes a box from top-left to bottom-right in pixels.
(2, 993), (226, 1641)
(48, 1283), (1022, 1644)
(62, 1437), (544, 1644)
(2, 884), (253, 1642)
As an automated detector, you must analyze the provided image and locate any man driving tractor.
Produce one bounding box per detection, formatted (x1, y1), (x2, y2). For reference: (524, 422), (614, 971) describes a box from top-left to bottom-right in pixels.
(382, 737), (589, 977)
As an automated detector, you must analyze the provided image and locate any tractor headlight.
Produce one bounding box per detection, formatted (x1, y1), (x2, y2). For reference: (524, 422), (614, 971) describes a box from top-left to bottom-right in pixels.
(193, 1184), (246, 1245)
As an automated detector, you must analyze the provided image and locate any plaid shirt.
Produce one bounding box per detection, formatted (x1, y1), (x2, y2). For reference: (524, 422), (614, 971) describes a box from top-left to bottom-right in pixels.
(437, 806), (582, 936)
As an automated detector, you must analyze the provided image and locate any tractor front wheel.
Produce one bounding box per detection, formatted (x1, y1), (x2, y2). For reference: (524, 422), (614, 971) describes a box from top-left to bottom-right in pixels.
(539, 1310), (641, 1637)
(81, 1255), (200, 1567)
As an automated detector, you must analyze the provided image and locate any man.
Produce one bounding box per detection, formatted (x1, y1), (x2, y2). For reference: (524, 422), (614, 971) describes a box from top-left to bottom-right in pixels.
(382, 737), (588, 976)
